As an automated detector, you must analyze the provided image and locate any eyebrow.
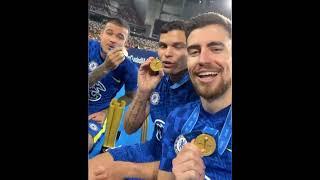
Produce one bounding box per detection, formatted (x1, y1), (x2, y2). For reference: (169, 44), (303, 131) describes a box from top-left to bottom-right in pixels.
(207, 41), (225, 47)
(187, 41), (225, 51)
(158, 42), (167, 46)
(187, 44), (200, 52)
(172, 42), (186, 47)
(159, 42), (186, 47)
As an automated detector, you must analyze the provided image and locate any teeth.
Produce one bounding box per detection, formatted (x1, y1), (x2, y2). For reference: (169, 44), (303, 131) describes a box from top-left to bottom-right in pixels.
(198, 72), (218, 76)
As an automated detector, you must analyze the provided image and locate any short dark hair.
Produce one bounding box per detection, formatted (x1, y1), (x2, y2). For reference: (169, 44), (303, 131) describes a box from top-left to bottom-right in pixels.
(160, 20), (186, 34)
(102, 17), (130, 34)
(186, 12), (231, 38)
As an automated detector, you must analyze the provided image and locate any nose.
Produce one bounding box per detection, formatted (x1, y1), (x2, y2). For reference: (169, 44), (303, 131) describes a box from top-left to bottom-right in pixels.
(164, 46), (174, 58)
(109, 35), (117, 44)
(198, 47), (212, 65)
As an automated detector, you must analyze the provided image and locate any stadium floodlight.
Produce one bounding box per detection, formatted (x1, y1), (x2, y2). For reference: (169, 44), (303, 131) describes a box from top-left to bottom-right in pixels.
(226, 0), (231, 11)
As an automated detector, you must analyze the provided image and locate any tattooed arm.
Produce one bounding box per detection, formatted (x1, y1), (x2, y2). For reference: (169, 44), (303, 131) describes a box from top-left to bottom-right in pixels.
(89, 47), (125, 87)
(123, 57), (164, 134)
(123, 90), (151, 134)
(118, 90), (136, 106)
(88, 62), (110, 87)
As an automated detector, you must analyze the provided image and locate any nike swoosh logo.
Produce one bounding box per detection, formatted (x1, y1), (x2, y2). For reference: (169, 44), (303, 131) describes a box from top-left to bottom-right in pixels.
(112, 76), (121, 83)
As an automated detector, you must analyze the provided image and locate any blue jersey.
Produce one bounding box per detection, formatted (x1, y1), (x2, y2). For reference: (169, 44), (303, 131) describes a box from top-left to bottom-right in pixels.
(148, 73), (200, 157)
(160, 101), (232, 180)
(88, 40), (138, 114)
(108, 72), (199, 162)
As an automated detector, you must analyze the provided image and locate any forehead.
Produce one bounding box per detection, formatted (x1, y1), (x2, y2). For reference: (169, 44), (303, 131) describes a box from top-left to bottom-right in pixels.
(187, 24), (230, 46)
(103, 22), (129, 35)
(159, 30), (186, 44)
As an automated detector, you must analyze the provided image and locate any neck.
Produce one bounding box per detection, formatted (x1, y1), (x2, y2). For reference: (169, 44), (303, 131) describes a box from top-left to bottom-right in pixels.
(169, 69), (187, 83)
(201, 85), (232, 114)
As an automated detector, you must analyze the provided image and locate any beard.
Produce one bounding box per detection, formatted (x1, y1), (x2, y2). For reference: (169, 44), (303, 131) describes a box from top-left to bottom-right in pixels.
(191, 76), (231, 100)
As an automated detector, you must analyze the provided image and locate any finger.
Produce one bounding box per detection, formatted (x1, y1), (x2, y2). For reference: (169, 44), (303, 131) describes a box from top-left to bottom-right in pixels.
(174, 145), (204, 168)
(91, 116), (103, 122)
(173, 153), (205, 171)
(108, 54), (125, 68)
(175, 169), (202, 180)
(94, 166), (106, 175)
(109, 51), (125, 61)
(180, 142), (203, 157)
(88, 114), (96, 119)
(95, 173), (108, 180)
(139, 62), (153, 75)
(200, 171), (205, 180)
(191, 139), (206, 158)
(89, 112), (99, 119)
(172, 159), (205, 176)
(140, 57), (154, 69)
(145, 56), (156, 63)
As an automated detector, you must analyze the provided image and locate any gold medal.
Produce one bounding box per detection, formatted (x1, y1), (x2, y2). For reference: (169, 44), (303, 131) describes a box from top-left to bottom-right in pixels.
(122, 48), (128, 57)
(194, 134), (216, 156)
(150, 58), (163, 72)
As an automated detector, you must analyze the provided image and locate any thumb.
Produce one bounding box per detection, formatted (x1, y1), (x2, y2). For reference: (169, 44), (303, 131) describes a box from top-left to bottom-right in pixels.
(94, 166), (105, 175)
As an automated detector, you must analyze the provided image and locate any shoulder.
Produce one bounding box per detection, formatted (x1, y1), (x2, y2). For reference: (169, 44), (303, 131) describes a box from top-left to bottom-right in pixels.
(88, 39), (100, 49)
(118, 57), (138, 72)
(170, 101), (199, 117)
(88, 40), (101, 60)
(167, 101), (200, 129)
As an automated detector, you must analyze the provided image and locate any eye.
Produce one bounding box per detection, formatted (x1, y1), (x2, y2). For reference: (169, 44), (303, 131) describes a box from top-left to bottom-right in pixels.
(117, 34), (124, 40)
(188, 49), (200, 57)
(105, 31), (112, 36)
(210, 46), (223, 53)
(159, 44), (167, 49)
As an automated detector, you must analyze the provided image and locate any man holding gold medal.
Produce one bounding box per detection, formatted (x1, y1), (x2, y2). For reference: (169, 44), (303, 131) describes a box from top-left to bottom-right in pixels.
(158, 12), (232, 180)
(88, 17), (138, 153)
(89, 20), (199, 179)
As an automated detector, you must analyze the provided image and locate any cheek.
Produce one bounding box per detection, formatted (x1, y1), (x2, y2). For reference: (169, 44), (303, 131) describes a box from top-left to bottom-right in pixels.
(157, 50), (164, 58)
(100, 36), (107, 43)
(118, 39), (125, 45)
(187, 57), (197, 70)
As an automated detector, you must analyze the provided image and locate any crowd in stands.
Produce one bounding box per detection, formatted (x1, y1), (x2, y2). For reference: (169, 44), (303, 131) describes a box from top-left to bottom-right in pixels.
(89, 20), (158, 51)
(89, 0), (143, 26)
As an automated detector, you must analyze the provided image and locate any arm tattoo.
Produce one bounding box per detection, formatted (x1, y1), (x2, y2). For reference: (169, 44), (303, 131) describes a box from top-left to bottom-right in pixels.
(88, 63), (109, 87)
(125, 97), (149, 133)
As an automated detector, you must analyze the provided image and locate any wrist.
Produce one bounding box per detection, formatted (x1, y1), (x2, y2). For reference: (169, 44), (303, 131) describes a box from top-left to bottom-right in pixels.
(102, 61), (111, 72)
(136, 90), (151, 101)
(117, 161), (138, 177)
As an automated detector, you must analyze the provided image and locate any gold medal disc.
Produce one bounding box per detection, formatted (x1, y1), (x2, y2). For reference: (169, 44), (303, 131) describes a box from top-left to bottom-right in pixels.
(194, 134), (216, 156)
(150, 58), (163, 72)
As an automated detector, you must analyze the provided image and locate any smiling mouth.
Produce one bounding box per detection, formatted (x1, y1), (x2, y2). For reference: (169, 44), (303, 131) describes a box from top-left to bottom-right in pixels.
(196, 71), (219, 82)
(198, 72), (218, 78)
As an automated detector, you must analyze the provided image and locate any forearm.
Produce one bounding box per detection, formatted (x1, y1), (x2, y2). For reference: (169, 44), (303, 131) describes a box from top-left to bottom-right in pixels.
(157, 170), (175, 180)
(124, 90), (150, 134)
(88, 62), (110, 87)
(118, 94), (134, 106)
(118, 161), (160, 180)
